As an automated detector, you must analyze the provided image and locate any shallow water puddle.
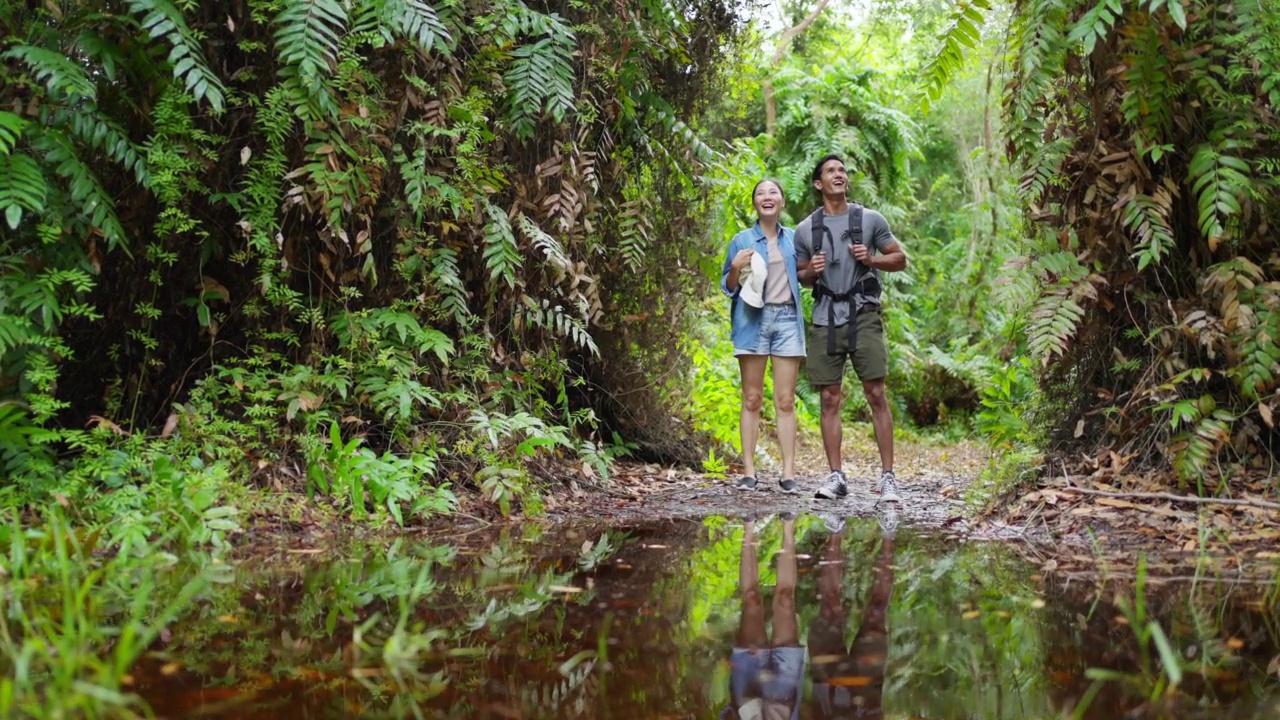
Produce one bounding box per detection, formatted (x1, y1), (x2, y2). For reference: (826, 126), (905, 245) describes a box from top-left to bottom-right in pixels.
(130, 515), (1279, 719)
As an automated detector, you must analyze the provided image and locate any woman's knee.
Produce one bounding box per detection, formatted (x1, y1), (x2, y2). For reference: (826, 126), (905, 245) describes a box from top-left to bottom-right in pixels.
(742, 387), (764, 413)
(774, 391), (796, 414)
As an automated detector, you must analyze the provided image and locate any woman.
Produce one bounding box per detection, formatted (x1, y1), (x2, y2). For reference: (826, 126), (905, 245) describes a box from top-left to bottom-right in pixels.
(719, 179), (805, 493)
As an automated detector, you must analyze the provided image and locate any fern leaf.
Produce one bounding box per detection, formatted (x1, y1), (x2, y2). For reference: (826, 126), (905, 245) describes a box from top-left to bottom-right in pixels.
(521, 298), (598, 356)
(35, 130), (127, 251)
(126, 0), (228, 113)
(386, 0), (451, 52)
(483, 202), (522, 288)
(2, 45), (96, 101)
(1187, 143), (1249, 246)
(275, 0), (348, 84)
(501, 6), (576, 139)
(428, 247), (471, 325)
(919, 0), (991, 105)
(615, 198), (651, 272)
(0, 153), (48, 229)
(53, 108), (150, 187)
(1067, 0), (1123, 56)
(0, 112), (27, 156)
(1028, 286), (1085, 360)
(1121, 190), (1176, 271)
(517, 214), (571, 273)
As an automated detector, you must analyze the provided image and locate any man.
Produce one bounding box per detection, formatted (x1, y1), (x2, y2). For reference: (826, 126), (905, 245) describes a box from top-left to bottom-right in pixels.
(808, 507), (897, 720)
(796, 154), (907, 502)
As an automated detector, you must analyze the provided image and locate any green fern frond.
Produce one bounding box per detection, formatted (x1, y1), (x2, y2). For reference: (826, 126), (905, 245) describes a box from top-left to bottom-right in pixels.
(504, 37), (575, 139)
(275, 0), (348, 85)
(53, 108), (150, 187)
(1068, 0), (1123, 56)
(1121, 190), (1177, 270)
(428, 246), (471, 326)
(385, 0), (451, 52)
(1187, 142), (1250, 244)
(520, 297), (598, 357)
(0, 153), (48, 229)
(483, 201), (522, 288)
(615, 199), (651, 272)
(0, 112), (27, 156)
(1028, 286), (1085, 360)
(517, 214), (572, 272)
(126, 0), (228, 113)
(2, 45), (97, 101)
(35, 130), (128, 251)
(919, 0), (991, 105)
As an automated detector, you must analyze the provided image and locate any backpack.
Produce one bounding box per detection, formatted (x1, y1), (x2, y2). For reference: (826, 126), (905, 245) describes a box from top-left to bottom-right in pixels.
(808, 205), (882, 356)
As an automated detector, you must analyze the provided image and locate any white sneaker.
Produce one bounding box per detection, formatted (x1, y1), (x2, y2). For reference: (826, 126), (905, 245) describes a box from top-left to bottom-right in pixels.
(813, 470), (848, 500)
(877, 470), (901, 504)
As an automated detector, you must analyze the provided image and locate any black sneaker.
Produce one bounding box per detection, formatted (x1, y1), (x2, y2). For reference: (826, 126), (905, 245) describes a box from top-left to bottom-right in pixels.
(814, 470), (848, 500)
(734, 475), (758, 492)
(778, 478), (800, 494)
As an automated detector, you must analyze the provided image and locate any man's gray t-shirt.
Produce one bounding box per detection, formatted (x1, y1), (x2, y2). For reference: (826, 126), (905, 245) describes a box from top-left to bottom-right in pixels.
(794, 206), (898, 327)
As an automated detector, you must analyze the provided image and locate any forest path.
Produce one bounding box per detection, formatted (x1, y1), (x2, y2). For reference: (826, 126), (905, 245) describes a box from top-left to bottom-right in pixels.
(561, 423), (990, 530)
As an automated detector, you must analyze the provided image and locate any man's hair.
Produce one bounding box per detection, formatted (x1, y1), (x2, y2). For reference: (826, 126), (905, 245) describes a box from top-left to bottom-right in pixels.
(811, 153), (844, 182)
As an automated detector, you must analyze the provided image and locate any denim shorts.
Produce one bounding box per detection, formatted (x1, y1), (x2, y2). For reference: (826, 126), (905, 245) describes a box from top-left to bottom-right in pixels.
(735, 303), (804, 358)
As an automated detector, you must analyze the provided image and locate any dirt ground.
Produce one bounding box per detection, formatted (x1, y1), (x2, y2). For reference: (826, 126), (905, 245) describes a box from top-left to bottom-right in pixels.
(539, 424), (1280, 586)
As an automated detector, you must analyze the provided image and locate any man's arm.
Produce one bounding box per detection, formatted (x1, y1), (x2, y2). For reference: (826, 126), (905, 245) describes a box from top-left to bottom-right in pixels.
(869, 239), (907, 272)
(852, 213), (907, 272)
(795, 224), (821, 287)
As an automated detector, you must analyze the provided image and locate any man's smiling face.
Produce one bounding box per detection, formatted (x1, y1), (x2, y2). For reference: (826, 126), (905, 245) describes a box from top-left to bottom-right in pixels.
(814, 159), (848, 197)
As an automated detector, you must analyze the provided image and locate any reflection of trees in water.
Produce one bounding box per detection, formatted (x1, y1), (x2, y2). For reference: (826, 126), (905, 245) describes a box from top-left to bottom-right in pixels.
(135, 520), (1280, 719)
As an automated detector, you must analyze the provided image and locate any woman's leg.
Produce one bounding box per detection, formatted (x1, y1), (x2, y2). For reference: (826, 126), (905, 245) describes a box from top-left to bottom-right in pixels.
(738, 355), (768, 479)
(736, 519), (767, 647)
(771, 356), (801, 480)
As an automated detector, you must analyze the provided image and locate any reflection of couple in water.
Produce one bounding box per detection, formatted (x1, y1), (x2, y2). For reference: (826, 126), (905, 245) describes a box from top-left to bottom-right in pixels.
(723, 510), (897, 720)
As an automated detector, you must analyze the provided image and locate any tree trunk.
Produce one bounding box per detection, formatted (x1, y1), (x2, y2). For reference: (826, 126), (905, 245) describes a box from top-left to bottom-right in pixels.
(764, 0), (833, 141)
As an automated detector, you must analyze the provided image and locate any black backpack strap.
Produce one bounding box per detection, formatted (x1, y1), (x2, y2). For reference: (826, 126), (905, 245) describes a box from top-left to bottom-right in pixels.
(843, 205), (865, 356)
(811, 205), (868, 356)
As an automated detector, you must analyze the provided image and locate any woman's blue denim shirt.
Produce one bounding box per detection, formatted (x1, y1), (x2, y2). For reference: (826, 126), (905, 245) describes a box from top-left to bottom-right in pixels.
(719, 223), (806, 354)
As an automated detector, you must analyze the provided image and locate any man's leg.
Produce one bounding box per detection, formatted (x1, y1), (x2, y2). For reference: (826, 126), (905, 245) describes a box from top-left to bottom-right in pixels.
(819, 383), (844, 472)
(844, 524), (896, 719)
(737, 355), (768, 482)
(853, 311), (899, 500)
(771, 357), (801, 481)
(862, 378), (893, 473)
(808, 521), (850, 720)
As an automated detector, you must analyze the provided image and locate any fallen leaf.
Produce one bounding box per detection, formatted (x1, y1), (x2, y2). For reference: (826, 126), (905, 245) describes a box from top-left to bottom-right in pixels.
(160, 662), (181, 676)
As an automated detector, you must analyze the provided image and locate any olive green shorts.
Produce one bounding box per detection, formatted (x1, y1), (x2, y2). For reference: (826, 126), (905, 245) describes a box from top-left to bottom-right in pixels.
(806, 311), (888, 386)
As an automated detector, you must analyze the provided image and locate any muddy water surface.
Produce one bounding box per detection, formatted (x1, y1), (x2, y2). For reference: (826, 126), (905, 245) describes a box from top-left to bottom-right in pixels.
(133, 513), (1279, 719)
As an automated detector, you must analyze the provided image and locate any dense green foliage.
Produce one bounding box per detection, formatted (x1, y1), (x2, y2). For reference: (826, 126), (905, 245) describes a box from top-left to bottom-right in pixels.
(923, 0), (1280, 485)
(0, 0), (738, 527)
(1001, 0), (1280, 484)
(690, 0), (1027, 457)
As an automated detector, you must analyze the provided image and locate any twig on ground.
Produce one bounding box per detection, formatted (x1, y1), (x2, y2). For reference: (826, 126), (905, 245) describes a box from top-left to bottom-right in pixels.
(1058, 482), (1280, 512)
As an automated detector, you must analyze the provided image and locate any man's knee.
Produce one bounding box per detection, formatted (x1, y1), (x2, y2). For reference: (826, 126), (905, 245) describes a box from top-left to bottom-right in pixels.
(818, 385), (842, 416)
(863, 381), (888, 408)
(743, 387), (764, 413)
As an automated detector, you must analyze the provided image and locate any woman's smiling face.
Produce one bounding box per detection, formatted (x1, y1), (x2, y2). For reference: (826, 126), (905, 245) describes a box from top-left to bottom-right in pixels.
(753, 180), (784, 220)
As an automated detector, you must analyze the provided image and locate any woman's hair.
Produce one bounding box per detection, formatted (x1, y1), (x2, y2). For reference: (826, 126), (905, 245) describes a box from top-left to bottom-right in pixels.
(751, 178), (785, 207)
